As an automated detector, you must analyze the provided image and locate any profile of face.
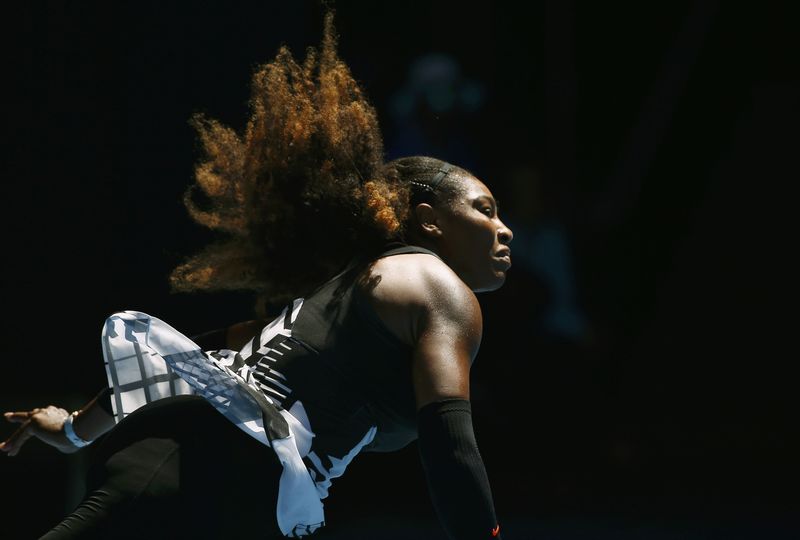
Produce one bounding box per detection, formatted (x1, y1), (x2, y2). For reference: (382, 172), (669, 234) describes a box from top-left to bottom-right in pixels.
(415, 174), (513, 292)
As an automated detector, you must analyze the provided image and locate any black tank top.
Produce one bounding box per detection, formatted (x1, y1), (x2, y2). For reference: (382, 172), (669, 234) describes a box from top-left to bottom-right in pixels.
(244, 243), (442, 494)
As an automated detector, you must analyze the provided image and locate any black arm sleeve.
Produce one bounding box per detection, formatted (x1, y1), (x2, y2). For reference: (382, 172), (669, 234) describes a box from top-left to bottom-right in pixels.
(417, 399), (502, 540)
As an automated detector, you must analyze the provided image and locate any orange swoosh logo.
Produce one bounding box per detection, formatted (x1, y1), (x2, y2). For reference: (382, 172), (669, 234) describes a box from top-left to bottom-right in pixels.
(492, 524), (500, 537)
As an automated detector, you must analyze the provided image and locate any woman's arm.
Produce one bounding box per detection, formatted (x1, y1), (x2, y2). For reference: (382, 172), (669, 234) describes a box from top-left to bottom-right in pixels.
(1, 317), (267, 457)
(190, 319), (265, 351)
(225, 319), (266, 351)
(2, 318), (266, 457)
(403, 262), (503, 540)
(1, 388), (115, 456)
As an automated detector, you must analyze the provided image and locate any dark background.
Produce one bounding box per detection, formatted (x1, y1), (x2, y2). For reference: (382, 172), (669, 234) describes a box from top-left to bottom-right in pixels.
(1, 1), (798, 538)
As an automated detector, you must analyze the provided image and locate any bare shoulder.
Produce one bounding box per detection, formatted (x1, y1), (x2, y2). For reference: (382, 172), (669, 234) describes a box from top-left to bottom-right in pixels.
(358, 253), (482, 348)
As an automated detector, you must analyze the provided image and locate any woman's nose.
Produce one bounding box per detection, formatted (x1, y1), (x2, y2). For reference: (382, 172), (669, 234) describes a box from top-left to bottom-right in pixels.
(498, 222), (513, 244)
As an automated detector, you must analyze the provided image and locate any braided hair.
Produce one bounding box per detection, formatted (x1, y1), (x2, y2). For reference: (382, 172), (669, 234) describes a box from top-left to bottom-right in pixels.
(382, 156), (470, 209)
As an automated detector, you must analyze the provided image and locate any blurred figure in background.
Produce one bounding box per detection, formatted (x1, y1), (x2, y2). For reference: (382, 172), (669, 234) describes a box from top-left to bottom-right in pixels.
(386, 52), (486, 174)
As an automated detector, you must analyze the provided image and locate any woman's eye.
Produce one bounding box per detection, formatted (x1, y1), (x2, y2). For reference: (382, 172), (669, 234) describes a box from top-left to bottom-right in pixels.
(481, 207), (493, 216)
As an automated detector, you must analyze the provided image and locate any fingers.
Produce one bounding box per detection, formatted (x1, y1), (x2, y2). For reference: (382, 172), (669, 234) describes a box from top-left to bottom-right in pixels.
(1, 419), (34, 457)
(4, 411), (34, 424)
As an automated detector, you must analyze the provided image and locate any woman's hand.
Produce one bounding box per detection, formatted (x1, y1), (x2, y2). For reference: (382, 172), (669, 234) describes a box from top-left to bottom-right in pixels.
(1, 406), (78, 456)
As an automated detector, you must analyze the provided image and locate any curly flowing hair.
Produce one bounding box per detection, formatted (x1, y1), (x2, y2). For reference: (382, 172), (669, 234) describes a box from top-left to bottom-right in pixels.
(169, 13), (413, 317)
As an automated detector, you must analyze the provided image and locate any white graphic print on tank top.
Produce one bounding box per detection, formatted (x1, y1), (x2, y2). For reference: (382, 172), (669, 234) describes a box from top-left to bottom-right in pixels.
(229, 298), (378, 500)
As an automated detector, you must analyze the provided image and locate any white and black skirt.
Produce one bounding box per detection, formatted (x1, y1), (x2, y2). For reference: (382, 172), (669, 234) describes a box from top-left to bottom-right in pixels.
(100, 307), (324, 538)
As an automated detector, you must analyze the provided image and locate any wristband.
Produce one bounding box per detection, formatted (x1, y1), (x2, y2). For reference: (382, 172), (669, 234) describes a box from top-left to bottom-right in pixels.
(63, 411), (92, 448)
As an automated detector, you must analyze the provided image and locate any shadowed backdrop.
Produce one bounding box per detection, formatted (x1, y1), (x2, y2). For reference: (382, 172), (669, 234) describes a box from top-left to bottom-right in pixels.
(1, 1), (797, 538)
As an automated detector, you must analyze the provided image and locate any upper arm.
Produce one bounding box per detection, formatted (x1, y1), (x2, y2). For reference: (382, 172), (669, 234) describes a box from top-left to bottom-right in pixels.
(226, 319), (266, 350)
(409, 264), (483, 410)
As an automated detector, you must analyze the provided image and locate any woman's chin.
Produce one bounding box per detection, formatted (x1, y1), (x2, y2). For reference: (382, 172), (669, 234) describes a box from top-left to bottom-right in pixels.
(471, 272), (507, 293)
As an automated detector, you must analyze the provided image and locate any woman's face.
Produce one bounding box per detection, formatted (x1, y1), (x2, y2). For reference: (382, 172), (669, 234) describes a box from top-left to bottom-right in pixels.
(434, 175), (513, 292)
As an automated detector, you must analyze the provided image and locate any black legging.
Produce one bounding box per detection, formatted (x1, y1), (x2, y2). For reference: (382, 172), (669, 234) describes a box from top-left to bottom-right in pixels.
(41, 396), (285, 539)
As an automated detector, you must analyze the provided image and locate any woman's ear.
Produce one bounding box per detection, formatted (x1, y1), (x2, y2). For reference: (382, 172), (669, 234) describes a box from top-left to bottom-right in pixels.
(414, 203), (443, 238)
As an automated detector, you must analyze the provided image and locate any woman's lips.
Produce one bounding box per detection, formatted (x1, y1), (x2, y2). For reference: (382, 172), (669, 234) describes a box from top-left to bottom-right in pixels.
(494, 255), (512, 268)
